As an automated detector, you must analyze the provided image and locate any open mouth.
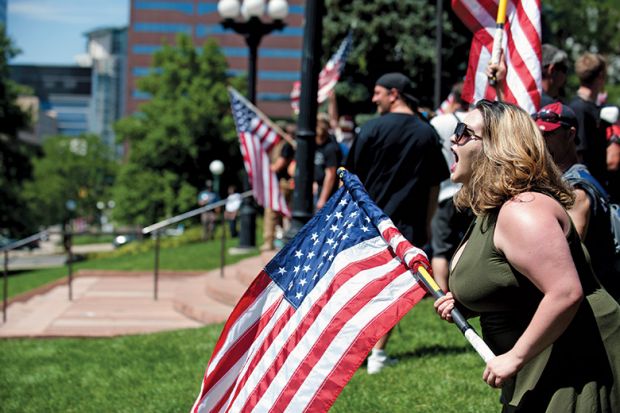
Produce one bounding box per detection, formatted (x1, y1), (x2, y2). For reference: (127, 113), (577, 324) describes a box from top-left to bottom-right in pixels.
(451, 149), (459, 172)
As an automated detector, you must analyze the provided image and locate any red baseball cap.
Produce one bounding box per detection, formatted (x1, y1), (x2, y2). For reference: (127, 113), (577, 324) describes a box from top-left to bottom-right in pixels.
(532, 102), (578, 132)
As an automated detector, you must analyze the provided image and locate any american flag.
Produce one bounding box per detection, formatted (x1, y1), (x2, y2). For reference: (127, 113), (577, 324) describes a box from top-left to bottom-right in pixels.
(452, 0), (542, 113)
(228, 87), (290, 217)
(191, 170), (430, 413)
(290, 31), (353, 114)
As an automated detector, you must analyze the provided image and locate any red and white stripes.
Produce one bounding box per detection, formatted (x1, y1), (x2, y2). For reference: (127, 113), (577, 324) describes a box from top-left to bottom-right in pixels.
(239, 118), (291, 217)
(452, 0), (542, 114)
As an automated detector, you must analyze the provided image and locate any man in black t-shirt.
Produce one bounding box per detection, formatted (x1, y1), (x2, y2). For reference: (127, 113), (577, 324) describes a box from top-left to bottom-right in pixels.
(569, 52), (609, 188)
(345, 73), (449, 374)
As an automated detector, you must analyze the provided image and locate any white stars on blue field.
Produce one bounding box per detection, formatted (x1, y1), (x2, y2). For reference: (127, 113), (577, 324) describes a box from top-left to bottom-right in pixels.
(265, 187), (380, 309)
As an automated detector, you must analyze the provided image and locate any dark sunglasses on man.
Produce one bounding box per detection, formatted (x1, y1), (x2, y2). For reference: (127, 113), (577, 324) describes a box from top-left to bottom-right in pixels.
(453, 122), (483, 145)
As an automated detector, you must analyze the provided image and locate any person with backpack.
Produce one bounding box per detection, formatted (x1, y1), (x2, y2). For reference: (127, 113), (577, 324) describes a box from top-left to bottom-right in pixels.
(533, 102), (619, 300)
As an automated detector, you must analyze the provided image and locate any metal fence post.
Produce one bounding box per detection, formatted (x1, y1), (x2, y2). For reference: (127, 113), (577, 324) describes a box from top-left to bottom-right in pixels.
(67, 232), (73, 301)
(154, 231), (160, 300)
(3, 250), (8, 323)
(220, 209), (226, 278)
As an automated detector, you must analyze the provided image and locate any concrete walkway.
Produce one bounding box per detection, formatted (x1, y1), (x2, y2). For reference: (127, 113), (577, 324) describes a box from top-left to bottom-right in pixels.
(0, 251), (276, 338)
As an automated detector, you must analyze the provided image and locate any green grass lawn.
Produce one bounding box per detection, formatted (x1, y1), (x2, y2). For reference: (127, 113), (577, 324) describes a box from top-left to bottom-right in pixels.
(0, 299), (498, 412)
(3, 225), (262, 300)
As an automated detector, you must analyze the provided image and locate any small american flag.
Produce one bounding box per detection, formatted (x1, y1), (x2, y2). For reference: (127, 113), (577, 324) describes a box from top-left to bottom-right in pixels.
(229, 87), (290, 217)
(452, 0), (542, 113)
(290, 31), (353, 114)
(191, 170), (429, 413)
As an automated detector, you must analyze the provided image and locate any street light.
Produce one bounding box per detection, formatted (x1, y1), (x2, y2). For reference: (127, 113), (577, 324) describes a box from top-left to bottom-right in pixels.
(210, 159), (227, 277)
(209, 160), (225, 195)
(218, 0), (288, 251)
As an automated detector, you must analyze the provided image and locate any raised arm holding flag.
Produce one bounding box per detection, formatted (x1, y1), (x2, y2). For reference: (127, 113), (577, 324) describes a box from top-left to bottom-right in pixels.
(452, 0), (542, 113)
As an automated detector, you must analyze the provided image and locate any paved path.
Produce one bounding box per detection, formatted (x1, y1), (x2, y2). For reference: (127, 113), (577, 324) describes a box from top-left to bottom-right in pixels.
(0, 251), (276, 338)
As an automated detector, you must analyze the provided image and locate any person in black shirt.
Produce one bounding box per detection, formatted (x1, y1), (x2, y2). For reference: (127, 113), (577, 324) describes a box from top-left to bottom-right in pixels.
(346, 72), (449, 374)
(569, 52), (609, 188)
(540, 44), (568, 107)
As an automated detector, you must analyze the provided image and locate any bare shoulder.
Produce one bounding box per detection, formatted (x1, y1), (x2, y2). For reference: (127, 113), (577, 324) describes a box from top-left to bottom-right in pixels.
(495, 192), (570, 253)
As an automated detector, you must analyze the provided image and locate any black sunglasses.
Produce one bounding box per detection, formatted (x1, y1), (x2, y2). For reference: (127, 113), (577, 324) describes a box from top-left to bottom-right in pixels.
(531, 111), (572, 128)
(453, 122), (483, 145)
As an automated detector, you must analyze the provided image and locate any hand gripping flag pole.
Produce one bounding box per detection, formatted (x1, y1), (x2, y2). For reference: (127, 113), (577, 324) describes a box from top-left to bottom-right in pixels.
(488, 0), (508, 86)
(338, 168), (495, 363)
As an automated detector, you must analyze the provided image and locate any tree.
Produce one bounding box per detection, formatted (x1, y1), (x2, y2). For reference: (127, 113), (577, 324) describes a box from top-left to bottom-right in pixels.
(323, 0), (471, 113)
(112, 35), (243, 227)
(0, 26), (36, 237)
(23, 134), (116, 227)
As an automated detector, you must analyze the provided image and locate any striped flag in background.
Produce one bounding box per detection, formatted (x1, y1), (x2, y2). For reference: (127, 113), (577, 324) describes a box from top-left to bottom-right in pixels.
(191, 171), (430, 413)
(228, 87), (290, 217)
(452, 0), (542, 114)
(290, 31), (353, 114)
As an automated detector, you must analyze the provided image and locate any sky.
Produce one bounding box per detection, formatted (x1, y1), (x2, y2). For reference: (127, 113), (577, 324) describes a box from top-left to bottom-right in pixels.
(7, 0), (129, 65)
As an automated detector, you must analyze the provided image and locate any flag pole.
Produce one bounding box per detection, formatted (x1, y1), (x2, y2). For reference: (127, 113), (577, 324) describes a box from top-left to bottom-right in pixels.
(337, 168), (495, 363)
(488, 0), (508, 86)
(228, 86), (296, 148)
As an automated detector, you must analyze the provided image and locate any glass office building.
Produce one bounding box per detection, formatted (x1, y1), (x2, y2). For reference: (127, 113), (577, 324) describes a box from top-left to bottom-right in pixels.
(9, 65), (92, 137)
(85, 27), (128, 155)
(126, 0), (304, 118)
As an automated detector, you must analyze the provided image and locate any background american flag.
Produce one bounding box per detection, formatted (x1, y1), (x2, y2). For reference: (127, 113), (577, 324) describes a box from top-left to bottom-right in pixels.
(452, 0), (542, 113)
(229, 87), (290, 217)
(290, 31), (353, 114)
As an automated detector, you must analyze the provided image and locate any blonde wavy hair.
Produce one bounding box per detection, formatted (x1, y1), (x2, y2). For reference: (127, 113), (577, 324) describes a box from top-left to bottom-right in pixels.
(454, 100), (575, 216)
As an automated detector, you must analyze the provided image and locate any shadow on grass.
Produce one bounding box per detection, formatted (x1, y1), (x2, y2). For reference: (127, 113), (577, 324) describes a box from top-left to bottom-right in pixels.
(396, 344), (472, 360)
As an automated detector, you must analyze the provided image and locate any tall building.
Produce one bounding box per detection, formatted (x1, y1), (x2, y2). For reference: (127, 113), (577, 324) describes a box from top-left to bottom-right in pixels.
(84, 27), (128, 154)
(9, 65), (92, 137)
(126, 0), (304, 118)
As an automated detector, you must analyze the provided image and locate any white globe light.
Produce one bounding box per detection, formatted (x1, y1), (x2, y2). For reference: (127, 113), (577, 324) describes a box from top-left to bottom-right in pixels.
(217, 0), (241, 19)
(267, 0), (288, 20)
(241, 0), (265, 20)
(209, 160), (225, 176)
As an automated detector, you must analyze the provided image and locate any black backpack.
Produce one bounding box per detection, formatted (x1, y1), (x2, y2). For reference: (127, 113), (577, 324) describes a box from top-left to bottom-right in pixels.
(563, 165), (620, 255)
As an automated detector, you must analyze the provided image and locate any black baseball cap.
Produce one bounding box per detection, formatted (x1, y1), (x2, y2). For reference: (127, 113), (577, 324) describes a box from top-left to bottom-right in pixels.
(375, 73), (419, 108)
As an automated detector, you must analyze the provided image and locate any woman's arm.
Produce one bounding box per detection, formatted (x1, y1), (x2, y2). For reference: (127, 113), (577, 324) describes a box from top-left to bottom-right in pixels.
(486, 193), (583, 388)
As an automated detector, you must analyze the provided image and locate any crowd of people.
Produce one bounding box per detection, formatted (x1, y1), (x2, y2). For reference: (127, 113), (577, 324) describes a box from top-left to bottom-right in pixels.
(252, 43), (620, 411)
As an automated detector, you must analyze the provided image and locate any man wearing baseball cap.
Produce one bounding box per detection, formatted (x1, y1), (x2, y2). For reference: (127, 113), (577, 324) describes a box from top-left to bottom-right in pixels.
(534, 102), (619, 300)
(346, 73), (449, 373)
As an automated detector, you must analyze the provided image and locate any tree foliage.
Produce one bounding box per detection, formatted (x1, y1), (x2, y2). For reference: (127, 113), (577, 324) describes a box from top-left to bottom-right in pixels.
(323, 0), (471, 112)
(0, 26), (36, 237)
(543, 0), (620, 57)
(23, 134), (116, 226)
(113, 35), (242, 227)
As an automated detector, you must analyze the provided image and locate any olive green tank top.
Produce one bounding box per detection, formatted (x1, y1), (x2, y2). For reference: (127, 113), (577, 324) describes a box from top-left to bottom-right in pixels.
(448, 214), (620, 410)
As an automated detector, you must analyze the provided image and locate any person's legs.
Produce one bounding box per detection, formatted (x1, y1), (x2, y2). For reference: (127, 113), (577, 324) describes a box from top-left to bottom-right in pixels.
(261, 208), (276, 251)
(367, 329), (397, 374)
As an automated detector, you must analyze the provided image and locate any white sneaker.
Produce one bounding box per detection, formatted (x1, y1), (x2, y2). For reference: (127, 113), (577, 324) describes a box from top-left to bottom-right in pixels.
(366, 353), (398, 375)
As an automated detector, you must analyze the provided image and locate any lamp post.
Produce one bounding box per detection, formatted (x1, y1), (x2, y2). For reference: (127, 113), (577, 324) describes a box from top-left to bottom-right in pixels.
(210, 160), (226, 277)
(286, 0), (325, 240)
(218, 0), (288, 250)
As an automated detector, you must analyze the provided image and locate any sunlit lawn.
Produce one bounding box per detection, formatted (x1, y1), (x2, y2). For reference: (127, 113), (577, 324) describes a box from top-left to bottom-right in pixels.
(0, 298), (497, 412)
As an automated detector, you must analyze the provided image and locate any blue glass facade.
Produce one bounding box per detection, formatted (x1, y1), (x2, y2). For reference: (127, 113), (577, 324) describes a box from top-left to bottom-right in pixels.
(9, 65), (92, 138)
(127, 0), (305, 117)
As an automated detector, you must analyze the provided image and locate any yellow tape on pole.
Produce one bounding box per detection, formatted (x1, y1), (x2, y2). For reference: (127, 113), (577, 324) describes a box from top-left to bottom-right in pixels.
(496, 0), (508, 24)
(417, 266), (442, 296)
